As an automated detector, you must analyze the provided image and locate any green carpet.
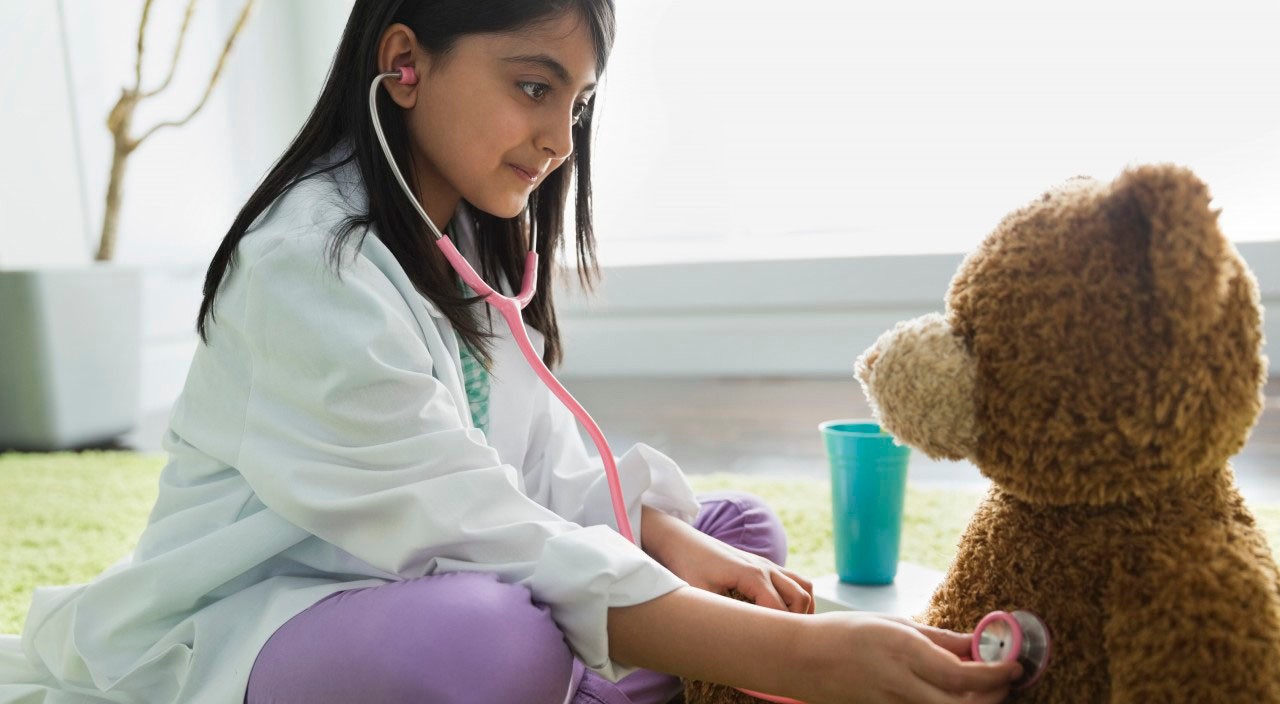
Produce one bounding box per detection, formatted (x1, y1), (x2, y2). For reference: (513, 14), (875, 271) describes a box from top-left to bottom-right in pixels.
(3, 451), (1280, 636)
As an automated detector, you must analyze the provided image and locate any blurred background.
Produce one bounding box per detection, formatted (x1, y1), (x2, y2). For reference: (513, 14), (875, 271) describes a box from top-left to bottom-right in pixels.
(3, 0), (1280, 499)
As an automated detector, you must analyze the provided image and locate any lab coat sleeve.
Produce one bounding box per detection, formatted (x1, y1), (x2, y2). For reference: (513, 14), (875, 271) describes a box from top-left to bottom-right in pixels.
(229, 237), (684, 680)
(522, 374), (704, 540)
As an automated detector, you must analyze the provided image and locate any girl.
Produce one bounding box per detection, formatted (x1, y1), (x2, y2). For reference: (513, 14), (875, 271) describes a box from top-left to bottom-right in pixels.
(3, 2), (1021, 703)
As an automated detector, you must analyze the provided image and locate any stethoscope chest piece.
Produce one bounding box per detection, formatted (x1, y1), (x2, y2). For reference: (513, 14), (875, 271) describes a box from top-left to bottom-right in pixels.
(972, 610), (1052, 689)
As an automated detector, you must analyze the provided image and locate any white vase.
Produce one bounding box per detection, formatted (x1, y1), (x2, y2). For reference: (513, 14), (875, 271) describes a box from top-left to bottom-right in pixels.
(0, 264), (142, 451)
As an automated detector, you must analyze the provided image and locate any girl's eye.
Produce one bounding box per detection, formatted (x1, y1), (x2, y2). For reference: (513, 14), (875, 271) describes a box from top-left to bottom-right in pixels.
(519, 81), (549, 101)
(520, 82), (591, 125)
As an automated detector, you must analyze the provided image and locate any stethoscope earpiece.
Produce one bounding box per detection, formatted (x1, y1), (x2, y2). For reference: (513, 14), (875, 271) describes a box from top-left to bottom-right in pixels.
(972, 610), (1053, 689)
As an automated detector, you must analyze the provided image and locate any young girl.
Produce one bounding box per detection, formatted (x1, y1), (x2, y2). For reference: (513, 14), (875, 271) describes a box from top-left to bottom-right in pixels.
(3, 1), (1020, 702)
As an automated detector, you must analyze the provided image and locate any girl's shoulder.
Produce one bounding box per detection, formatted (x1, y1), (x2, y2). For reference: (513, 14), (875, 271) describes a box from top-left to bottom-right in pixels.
(242, 152), (367, 258)
(217, 161), (432, 328)
(235, 223), (416, 324)
(234, 149), (388, 282)
(210, 221), (432, 367)
(220, 143), (448, 333)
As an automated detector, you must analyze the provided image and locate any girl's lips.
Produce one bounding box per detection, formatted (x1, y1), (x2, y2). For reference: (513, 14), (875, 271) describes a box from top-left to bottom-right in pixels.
(509, 164), (537, 183)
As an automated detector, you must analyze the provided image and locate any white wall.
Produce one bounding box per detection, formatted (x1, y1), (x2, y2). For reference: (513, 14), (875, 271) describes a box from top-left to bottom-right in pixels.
(0, 1), (352, 412)
(1, 0), (353, 269)
(0, 4), (89, 268)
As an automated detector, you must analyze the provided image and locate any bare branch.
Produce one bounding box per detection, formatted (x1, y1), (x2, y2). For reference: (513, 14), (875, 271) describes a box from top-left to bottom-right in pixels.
(143, 0), (200, 99)
(134, 0), (257, 147)
(134, 0), (156, 90)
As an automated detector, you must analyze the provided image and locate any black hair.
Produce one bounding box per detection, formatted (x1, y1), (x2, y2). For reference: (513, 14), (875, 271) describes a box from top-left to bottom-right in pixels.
(196, 0), (616, 369)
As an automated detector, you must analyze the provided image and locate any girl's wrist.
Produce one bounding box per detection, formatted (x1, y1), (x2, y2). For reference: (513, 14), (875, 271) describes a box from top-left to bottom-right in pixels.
(639, 504), (686, 565)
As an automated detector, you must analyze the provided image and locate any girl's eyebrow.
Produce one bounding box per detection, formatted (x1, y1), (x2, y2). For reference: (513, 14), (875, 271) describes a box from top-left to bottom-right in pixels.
(502, 53), (597, 93)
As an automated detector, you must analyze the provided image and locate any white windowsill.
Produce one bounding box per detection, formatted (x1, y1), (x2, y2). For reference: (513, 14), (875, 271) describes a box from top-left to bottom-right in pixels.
(555, 240), (1280, 377)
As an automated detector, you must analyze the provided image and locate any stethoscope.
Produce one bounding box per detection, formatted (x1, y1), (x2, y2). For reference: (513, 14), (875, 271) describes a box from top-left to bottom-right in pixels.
(369, 65), (636, 549)
(971, 610), (1053, 690)
(370, 66), (1053, 704)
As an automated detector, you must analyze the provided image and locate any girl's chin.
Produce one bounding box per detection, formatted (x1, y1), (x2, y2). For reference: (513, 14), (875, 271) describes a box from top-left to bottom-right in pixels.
(468, 194), (530, 220)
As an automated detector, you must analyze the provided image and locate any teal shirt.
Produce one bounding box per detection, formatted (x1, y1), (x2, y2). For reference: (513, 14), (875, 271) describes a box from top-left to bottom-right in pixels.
(458, 329), (490, 435)
(449, 220), (491, 435)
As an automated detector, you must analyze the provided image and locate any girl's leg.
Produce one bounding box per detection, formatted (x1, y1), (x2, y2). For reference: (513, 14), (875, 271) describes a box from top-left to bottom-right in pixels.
(244, 571), (576, 704)
(684, 489), (789, 567)
(574, 490), (789, 704)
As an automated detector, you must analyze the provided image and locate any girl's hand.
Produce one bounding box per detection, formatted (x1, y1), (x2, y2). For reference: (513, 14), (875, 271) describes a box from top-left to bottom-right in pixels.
(796, 611), (1022, 704)
(641, 506), (814, 614)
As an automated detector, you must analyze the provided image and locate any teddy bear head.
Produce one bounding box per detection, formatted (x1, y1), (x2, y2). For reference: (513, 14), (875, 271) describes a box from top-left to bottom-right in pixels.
(856, 165), (1267, 506)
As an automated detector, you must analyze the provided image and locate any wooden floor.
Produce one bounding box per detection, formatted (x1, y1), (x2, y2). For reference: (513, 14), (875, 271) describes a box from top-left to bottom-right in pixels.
(124, 376), (1280, 504)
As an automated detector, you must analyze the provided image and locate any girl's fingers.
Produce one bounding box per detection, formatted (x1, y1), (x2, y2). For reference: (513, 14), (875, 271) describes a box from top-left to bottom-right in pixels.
(917, 625), (974, 658)
(907, 638), (1022, 696)
(885, 615), (973, 658)
(735, 570), (788, 611)
(778, 567), (815, 613)
(768, 569), (812, 614)
(727, 558), (812, 614)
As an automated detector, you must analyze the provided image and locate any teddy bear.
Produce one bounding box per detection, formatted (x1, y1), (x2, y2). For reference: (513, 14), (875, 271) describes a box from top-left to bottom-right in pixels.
(678, 164), (1280, 704)
(850, 164), (1280, 702)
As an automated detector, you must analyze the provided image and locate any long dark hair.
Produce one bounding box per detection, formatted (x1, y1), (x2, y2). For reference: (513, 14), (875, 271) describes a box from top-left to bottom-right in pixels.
(196, 0), (616, 369)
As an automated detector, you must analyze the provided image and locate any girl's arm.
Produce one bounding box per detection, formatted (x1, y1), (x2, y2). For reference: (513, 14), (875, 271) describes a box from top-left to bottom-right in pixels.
(607, 585), (805, 696)
(607, 587), (1022, 704)
(639, 504), (814, 615)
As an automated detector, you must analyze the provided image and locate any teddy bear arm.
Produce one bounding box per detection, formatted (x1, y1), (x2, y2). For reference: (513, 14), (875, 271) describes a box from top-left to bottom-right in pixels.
(918, 501), (1008, 631)
(1103, 544), (1280, 703)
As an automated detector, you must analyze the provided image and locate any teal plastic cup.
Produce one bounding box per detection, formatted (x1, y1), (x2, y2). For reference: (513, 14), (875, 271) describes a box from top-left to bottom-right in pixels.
(820, 420), (911, 585)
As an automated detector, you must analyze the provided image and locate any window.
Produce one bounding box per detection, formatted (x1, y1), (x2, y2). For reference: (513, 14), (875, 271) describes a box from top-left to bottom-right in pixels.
(590, 0), (1280, 265)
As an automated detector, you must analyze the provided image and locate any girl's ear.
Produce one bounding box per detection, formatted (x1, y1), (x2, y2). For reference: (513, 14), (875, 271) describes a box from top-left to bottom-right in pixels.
(378, 23), (421, 109)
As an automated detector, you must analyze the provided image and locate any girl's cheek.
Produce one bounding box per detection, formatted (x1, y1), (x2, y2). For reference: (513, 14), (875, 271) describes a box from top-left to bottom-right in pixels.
(485, 108), (526, 146)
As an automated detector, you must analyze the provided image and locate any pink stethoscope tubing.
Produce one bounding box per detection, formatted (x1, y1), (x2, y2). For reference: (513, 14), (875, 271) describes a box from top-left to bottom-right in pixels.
(370, 67), (634, 545)
(374, 66), (808, 704)
(438, 241), (638, 547)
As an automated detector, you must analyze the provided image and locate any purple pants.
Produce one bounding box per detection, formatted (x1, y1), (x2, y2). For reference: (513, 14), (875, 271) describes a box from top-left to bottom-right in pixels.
(244, 490), (788, 704)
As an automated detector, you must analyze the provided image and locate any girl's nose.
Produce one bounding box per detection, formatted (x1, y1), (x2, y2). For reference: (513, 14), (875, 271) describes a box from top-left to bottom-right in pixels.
(535, 109), (575, 161)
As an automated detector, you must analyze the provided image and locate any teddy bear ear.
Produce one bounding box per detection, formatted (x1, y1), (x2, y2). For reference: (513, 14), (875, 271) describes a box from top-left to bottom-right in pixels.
(1109, 164), (1230, 335)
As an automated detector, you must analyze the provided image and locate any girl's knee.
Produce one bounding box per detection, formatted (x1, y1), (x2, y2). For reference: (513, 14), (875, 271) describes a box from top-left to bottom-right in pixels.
(694, 490), (789, 567)
(249, 573), (575, 704)
(416, 574), (575, 703)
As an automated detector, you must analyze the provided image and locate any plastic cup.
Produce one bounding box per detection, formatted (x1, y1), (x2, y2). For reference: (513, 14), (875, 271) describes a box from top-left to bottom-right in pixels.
(820, 419), (911, 585)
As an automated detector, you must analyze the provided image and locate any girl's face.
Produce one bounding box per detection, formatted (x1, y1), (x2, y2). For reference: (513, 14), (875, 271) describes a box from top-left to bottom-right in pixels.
(380, 12), (599, 225)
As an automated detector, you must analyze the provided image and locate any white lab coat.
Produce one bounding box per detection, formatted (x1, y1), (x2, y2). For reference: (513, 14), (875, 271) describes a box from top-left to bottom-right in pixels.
(0, 146), (701, 703)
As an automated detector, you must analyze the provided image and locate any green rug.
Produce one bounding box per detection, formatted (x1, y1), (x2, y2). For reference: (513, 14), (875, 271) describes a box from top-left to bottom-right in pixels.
(3, 451), (1279, 636)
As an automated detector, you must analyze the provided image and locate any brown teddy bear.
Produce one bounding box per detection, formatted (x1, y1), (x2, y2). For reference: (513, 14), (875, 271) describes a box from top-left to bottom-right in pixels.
(853, 164), (1280, 702)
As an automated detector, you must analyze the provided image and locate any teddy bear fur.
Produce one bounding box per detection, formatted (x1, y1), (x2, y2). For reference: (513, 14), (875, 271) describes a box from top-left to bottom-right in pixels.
(852, 164), (1280, 702)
